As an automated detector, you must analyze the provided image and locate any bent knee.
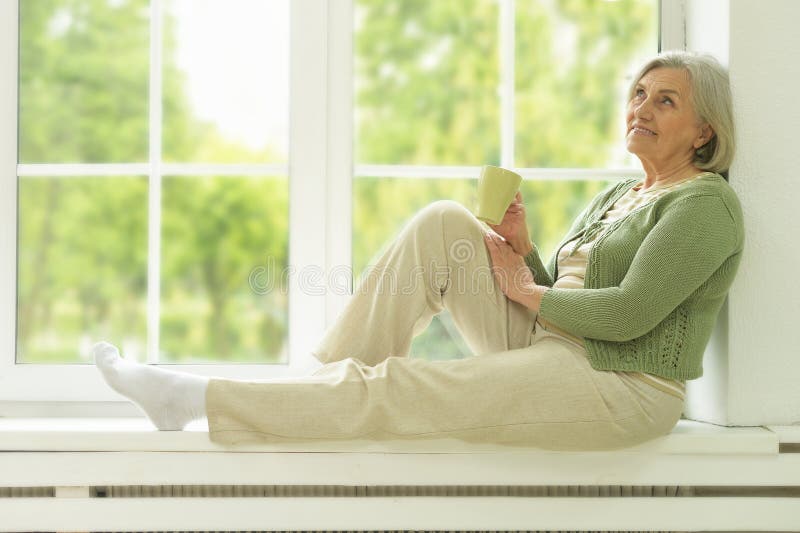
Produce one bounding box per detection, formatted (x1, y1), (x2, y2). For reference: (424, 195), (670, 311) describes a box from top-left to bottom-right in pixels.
(415, 199), (478, 231)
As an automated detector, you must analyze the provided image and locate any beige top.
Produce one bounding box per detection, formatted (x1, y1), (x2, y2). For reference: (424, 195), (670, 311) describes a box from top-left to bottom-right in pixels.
(536, 173), (717, 400)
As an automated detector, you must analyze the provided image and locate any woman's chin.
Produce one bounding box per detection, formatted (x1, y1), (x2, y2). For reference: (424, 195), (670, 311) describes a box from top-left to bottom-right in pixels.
(625, 140), (642, 157)
(624, 144), (649, 167)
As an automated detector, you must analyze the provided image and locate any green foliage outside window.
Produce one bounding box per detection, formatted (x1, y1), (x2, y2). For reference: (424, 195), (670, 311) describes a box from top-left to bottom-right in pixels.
(17, 0), (655, 364)
(353, 0), (655, 359)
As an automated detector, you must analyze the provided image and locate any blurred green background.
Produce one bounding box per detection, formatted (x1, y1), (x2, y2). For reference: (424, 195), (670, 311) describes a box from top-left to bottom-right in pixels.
(16, 0), (656, 364)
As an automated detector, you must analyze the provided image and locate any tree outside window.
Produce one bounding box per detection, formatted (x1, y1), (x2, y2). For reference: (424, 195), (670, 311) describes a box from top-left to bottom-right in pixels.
(16, 0), (657, 367)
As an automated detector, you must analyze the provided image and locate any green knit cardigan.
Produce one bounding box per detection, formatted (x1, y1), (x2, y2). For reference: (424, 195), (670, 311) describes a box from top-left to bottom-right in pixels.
(524, 172), (744, 381)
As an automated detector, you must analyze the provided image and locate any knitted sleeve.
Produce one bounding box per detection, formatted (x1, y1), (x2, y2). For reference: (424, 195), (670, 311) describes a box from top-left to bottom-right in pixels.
(523, 243), (554, 287)
(537, 194), (739, 342)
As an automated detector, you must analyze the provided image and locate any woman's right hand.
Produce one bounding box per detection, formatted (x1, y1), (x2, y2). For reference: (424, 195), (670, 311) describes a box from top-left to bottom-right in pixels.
(487, 191), (532, 255)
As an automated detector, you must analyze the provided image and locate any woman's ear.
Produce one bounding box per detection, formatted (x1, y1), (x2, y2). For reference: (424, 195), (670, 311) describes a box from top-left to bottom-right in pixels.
(694, 123), (715, 149)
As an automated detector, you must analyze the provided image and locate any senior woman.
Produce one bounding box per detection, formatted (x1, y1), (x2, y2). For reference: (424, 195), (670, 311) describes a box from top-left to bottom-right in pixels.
(94, 51), (743, 451)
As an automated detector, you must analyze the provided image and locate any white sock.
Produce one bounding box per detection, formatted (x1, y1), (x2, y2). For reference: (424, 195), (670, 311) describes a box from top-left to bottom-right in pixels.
(93, 341), (209, 431)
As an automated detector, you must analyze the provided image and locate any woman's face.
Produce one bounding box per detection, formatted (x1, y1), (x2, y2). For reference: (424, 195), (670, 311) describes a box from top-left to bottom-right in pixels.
(625, 67), (712, 170)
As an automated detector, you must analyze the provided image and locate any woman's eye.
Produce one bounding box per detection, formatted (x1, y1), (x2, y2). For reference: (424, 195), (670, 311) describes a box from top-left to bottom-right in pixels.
(662, 97), (673, 105)
(635, 89), (645, 97)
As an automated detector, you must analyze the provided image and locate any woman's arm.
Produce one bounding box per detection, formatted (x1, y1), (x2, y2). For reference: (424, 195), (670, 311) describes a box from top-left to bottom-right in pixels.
(538, 195), (740, 342)
(488, 178), (635, 307)
(522, 243), (555, 288)
(518, 285), (550, 313)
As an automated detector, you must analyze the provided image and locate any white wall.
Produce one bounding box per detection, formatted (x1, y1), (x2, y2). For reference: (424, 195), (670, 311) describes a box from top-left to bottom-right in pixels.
(684, 0), (800, 426)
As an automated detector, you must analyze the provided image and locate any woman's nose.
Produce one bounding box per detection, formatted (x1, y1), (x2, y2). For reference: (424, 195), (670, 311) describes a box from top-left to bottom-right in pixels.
(633, 98), (654, 119)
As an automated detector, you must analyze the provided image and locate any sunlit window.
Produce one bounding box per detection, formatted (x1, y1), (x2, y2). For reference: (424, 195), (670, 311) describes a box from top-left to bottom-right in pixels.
(17, 0), (289, 364)
(13, 0), (660, 371)
(352, 0), (658, 360)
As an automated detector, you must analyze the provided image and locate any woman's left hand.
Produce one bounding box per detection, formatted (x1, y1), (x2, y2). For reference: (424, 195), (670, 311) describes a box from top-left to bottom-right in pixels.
(483, 230), (540, 309)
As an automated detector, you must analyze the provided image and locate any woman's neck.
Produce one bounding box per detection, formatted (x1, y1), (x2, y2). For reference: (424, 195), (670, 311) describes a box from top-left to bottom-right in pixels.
(639, 160), (704, 191)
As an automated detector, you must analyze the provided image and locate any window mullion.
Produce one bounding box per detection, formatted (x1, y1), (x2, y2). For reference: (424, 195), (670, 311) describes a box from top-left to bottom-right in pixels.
(354, 165), (643, 181)
(288, 0), (330, 371)
(325, 0), (354, 328)
(16, 163), (289, 177)
(0, 0), (18, 383)
(147, 0), (164, 365)
(500, 0), (515, 168)
(660, 0), (687, 51)
(17, 163), (150, 176)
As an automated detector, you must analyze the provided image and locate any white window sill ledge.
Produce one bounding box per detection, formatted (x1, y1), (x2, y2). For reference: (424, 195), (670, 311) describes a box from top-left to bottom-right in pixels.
(1, 418), (799, 532)
(0, 417), (787, 454)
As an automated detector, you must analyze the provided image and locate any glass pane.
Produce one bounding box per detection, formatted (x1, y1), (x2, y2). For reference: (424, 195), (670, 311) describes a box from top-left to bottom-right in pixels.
(19, 0), (150, 163)
(161, 176), (289, 363)
(354, 0), (500, 166)
(353, 176), (618, 360)
(162, 0), (289, 163)
(17, 177), (148, 363)
(515, 0), (659, 168)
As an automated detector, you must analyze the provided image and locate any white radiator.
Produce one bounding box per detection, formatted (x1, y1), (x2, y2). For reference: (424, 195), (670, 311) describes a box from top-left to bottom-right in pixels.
(0, 483), (704, 533)
(2, 419), (799, 532)
(7, 482), (800, 533)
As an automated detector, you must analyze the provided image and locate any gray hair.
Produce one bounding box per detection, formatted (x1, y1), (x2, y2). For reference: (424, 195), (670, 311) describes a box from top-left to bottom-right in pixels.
(628, 51), (735, 176)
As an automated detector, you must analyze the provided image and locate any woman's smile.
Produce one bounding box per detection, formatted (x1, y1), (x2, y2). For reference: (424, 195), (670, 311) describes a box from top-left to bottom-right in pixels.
(630, 125), (657, 137)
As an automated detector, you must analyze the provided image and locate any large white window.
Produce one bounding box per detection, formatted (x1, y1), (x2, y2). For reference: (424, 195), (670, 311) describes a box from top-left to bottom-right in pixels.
(351, 0), (673, 360)
(0, 0), (683, 413)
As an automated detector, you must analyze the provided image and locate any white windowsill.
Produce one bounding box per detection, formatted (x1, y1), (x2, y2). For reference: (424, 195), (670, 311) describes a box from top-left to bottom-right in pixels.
(2, 418), (798, 501)
(0, 417), (782, 454)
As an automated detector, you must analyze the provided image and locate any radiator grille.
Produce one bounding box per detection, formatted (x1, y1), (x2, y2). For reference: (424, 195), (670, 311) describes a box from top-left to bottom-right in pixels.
(0, 486), (54, 497)
(4, 484), (800, 498)
(94, 484), (693, 498)
(4, 485), (796, 533)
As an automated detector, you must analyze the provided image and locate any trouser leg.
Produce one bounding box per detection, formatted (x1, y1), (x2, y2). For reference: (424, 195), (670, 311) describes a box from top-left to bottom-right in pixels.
(312, 200), (535, 366)
(206, 326), (678, 451)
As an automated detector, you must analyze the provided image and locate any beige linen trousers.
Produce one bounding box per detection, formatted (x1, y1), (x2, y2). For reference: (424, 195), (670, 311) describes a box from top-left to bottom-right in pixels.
(206, 200), (684, 450)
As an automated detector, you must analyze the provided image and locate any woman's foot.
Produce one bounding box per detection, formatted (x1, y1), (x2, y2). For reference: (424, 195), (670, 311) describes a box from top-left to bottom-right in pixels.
(93, 341), (209, 430)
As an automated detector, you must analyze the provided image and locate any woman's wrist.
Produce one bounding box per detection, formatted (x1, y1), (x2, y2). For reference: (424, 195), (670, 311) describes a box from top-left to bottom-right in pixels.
(531, 285), (549, 312)
(510, 237), (534, 256)
(520, 284), (549, 312)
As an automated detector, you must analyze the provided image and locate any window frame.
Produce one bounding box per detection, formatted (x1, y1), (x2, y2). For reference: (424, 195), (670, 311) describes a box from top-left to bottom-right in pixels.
(0, 0), (683, 413)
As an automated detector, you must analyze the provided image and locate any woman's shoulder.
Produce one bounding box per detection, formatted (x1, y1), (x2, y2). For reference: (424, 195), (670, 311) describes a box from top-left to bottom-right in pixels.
(665, 172), (743, 219)
(658, 172), (745, 247)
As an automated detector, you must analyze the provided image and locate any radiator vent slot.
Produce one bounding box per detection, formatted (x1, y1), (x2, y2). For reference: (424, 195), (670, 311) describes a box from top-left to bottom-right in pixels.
(4, 484), (800, 498)
(0, 486), (54, 497)
(89, 484), (693, 498)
